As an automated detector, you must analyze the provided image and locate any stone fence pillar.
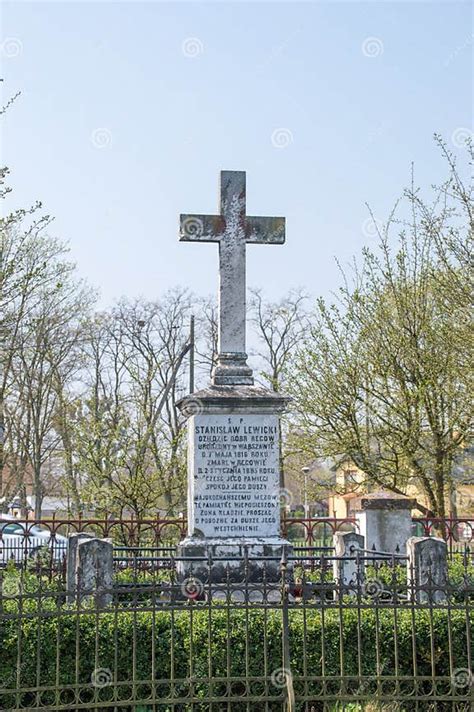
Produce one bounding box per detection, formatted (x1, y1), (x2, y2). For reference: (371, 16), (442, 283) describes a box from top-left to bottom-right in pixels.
(76, 537), (113, 608)
(67, 535), (113, 608)
(333, 531), (364, 593)
(66, 532), (94, 603)
(407, 536), (448, 604)
(353, 492), (417, 554)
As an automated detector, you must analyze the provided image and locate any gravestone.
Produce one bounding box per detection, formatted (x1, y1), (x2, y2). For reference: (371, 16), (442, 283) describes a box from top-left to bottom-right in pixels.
(177, 170), (291, 583)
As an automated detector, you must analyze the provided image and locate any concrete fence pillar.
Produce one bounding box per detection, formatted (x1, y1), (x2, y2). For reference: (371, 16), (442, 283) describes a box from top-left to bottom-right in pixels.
(333, 531), (365, 592)
(407, 536), (448, 604)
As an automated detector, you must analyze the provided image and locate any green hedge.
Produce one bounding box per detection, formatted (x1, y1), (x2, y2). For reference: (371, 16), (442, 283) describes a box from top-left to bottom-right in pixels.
(1, 559), (472, 710)
(0, 605), (471, 710)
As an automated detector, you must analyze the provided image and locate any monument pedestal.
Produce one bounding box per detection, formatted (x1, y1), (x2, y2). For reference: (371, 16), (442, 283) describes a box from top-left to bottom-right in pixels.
(178, 169), (290, 585)
(176, 385), (292, 584)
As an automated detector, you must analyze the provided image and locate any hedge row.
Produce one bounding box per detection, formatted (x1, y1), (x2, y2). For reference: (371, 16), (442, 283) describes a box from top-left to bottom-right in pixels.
(1, 607), (471, 701)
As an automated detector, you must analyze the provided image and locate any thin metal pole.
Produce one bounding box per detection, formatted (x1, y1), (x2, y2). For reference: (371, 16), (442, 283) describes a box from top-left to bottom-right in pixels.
(280, 547), (294, 712)
(189, 314), (195, 393)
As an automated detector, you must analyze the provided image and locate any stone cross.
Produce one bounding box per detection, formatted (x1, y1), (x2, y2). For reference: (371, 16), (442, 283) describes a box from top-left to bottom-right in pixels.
(180, 171), (285, 385)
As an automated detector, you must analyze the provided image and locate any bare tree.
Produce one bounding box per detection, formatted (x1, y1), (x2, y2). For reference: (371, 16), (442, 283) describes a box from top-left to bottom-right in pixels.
(116, 290), (192, 514)
(249, 289), (308, 488)
(194, 296), (218, 383)
(68, 313), (130, 515)
(6, 273), (94, 517)
(249, 288), (308, 392)
(74, 291), (192, 518)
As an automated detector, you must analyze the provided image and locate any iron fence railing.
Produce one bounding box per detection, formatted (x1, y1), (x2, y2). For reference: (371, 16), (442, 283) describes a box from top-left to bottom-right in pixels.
(2, 514), (472, 543)
(412, 517), (474, 554)
(0, 550), (472, 711)
(1, 515), (472, 574)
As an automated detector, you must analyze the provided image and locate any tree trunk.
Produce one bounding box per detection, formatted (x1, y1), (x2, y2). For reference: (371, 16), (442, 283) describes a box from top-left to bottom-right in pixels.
(434, 451), (448, 538)
(34, 464), (43, 519)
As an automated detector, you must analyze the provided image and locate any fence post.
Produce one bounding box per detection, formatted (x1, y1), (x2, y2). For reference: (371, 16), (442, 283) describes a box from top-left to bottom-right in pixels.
(76, 537), (113, 608)
(406, 536), (448, 603)
(66, 532), (94, 603)
(280, 548), (295, 712)
(333, 531), (365, 594)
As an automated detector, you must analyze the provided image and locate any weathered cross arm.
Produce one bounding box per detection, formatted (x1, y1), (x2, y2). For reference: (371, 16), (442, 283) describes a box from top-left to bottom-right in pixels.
(246, 216), (285, 244)
(180, 214), (223, 242)
(180, 214), (286, 245)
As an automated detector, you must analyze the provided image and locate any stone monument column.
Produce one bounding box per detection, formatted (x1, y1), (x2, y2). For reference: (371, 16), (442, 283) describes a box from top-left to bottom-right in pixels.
(176, 170), (292, 583)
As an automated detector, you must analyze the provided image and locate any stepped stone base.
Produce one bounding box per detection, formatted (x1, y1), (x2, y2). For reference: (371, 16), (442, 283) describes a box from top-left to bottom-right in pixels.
(176, 536), (292, 584)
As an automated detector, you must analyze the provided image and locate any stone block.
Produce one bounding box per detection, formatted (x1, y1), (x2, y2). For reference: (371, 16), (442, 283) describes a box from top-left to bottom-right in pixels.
(176, 536), (292, 585)
(333, 531), (365, 592)
(76, 537), (113, 608)
(407, 536), (447, 603)
(66, 532), (94, 603)
(354, 491), (416, 554)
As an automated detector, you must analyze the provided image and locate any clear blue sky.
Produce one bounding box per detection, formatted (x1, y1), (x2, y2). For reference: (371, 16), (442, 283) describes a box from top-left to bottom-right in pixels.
(2, 1), (472, 307)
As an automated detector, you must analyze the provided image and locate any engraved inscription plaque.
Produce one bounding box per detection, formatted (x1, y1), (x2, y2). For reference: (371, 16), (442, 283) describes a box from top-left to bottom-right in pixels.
(188, 414), (280, 538)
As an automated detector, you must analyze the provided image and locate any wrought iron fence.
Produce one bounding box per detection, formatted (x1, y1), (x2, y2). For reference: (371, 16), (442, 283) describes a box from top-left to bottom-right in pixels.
(0, 548), (472, 711)
(412, 518), (474, 554)
(1, 515), (472, 577)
